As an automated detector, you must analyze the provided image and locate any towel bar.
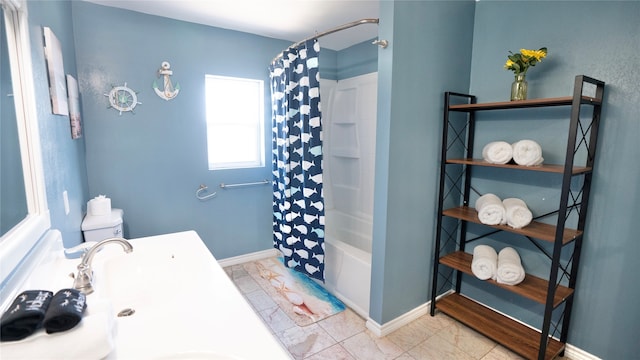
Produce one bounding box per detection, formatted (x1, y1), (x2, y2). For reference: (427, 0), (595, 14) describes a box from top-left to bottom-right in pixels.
(220, 179), (269, 189)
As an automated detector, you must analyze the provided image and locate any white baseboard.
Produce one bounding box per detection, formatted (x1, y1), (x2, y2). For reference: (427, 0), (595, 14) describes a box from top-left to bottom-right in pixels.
(365, 302), (431, 337)
(564, 344), (602, 360)
(217, 248), (279, 268)
(366, 290), (454, 337)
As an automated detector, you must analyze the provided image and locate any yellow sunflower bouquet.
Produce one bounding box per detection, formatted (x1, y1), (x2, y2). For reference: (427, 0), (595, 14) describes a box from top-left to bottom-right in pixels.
(504, 47), (547, 75)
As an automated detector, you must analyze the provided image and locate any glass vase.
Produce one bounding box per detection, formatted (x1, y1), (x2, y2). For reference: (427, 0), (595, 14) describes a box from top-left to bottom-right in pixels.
(510, 73), (528, 101)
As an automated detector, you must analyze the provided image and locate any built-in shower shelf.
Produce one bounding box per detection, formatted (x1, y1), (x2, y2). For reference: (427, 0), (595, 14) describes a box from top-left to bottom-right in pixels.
(333, 120), (358, 125)
(331, 149), (360, 158)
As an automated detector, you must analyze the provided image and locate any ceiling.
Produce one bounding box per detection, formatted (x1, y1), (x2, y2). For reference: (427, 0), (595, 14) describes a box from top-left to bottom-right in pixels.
(83, 0), (380, 50)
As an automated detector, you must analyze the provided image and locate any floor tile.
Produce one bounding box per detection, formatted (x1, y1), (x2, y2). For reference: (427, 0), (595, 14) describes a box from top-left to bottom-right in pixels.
(419, 312), (457, 333)
(260, 305), (297, 333)
(480, 345), (525, 360)
(245, 288), (278, 311)
(437, 320), (496, 359)
(394, 354), (417, 360)
(386, 315), (439, 351)
(304, 344), (356, 360)
(407, 333), (475, 360)
(225, 264), (249, 280)
(317, 309), (366, 342)
(232, 274), (262, 294)
(340, 330), (404, 360)
(278, 323), (336, 359)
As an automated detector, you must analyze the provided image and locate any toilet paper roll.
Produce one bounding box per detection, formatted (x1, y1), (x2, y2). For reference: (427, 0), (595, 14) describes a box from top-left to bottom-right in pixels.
(88, 195), (111, 216)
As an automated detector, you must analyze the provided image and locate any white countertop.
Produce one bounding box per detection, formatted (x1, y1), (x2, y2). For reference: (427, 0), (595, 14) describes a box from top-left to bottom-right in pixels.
(1, 231), (291, 360)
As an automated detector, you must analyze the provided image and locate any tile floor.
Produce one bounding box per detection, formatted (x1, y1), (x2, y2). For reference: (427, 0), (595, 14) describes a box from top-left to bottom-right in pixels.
(224, 262), (569, 360)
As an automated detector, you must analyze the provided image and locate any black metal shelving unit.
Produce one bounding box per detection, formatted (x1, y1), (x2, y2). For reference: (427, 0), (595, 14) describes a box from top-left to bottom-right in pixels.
(429, 75), (605, 360)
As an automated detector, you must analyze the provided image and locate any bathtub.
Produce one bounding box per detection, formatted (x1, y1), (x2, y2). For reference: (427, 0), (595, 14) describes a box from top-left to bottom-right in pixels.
(322, 209), (372, 318)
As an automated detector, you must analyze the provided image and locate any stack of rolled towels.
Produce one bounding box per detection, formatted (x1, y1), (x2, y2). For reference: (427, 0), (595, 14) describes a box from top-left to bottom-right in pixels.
(482, 139), (544, 166)
(472, 245), (526, 285)
(475, 193), (533, 229)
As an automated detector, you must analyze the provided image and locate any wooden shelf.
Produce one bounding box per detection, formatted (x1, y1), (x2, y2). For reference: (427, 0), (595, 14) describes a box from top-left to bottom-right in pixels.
(448, 96), (601, 112)
(439, 252), (573, 308)
(433, 78), (605, 360)
(436, 293), (565, 360)
(446, 158), (592, 175)
(442, 206), (582, 244)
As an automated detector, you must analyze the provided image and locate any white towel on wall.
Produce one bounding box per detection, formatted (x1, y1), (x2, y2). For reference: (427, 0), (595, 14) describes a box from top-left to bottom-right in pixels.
(471, 245), (498, 280)
(512, 139), (544, 166)
(496, 247), (526, 285)
(475, 193), (506, 225)
(503, 198), (533, 229)
(482, 141), (513, 164)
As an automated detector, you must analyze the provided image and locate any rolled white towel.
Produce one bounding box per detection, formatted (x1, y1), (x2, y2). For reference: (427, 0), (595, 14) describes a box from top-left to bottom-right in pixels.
(482, 141), (513, 164)
(503, 198), (533, 229)
(471, 245), (498, 280)
(512, 140), (544, 166)
(475, 193), (506, 225)
(496, 247), (526, 285)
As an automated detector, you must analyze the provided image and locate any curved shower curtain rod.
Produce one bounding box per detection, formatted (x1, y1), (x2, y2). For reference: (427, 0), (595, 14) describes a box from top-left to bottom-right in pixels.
(271, 18), (379, 64)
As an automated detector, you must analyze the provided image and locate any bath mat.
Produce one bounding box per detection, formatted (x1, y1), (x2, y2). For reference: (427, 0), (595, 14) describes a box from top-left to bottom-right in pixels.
(247, 256), (345, 326)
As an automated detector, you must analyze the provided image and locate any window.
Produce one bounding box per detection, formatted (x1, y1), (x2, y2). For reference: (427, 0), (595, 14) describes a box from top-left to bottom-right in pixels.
(205, 75), (265, 170)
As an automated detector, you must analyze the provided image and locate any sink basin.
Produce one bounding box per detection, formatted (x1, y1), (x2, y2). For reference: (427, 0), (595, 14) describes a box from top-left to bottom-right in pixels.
(98, 243), (214, 311)
(85, 231), (290, 359)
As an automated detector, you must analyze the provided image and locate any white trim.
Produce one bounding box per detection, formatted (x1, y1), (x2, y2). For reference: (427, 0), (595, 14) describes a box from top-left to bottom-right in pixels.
(324, 288), (369, 320)
(0, 229), (60, 311)
(0, 212), (50, 281)
(216, 248), (279, 268)
(564, 344), (602, 360)
(365, 302), (430, 337)
(0, 0), (51, 285)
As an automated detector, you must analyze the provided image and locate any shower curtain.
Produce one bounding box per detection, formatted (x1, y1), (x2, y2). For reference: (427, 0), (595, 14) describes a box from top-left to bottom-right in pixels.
(270, 40), (325, 281)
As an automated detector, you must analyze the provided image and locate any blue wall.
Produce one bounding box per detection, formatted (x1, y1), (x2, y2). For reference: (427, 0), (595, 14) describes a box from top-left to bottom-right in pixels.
(467, 2), (640, 358)
(370, 0), (475, 325)
(336, 39), (378, 80)
(70, 2), (294, 259)
(27, 1), (89, 247)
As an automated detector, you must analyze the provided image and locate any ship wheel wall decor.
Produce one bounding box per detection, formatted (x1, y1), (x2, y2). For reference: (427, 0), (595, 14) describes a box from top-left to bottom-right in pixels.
(105, 82), (141, 115)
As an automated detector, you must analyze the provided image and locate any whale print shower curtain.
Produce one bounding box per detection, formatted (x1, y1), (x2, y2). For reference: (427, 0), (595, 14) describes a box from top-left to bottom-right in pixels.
(270, 40), (325, 281)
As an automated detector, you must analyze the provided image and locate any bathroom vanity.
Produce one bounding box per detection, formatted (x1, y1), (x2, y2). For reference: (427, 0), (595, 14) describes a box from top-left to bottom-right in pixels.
(1, 231), (291, 359)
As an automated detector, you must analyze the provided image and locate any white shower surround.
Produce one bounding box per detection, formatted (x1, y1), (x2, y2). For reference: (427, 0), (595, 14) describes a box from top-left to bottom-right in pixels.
(320, 72), (377, 318)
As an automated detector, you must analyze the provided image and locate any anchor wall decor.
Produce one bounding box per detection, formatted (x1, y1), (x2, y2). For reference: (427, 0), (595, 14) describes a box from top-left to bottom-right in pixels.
(153, 61), (180, 101)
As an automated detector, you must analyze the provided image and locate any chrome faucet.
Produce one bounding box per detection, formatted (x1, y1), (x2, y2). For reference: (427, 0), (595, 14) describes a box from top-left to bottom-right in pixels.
(73, 237), (133, 294)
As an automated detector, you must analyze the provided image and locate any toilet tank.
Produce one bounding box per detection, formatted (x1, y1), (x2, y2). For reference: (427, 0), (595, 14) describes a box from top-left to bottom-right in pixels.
(82, 208), (124, 242)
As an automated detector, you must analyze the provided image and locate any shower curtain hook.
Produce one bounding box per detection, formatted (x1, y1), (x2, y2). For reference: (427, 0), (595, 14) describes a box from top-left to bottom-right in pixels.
(372, 39), (388, 49)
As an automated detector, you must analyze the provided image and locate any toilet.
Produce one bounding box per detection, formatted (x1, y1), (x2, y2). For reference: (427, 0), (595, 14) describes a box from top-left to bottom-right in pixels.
(81, 208), (124, 242)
